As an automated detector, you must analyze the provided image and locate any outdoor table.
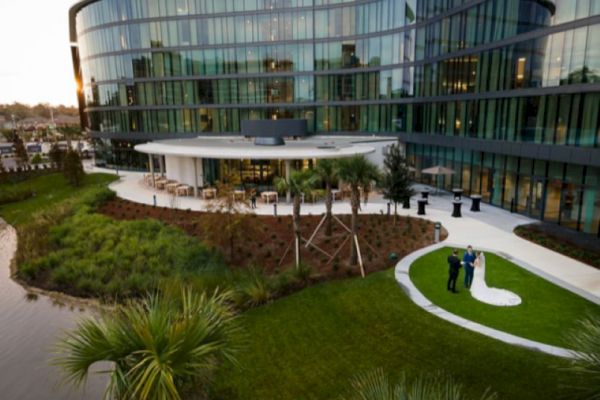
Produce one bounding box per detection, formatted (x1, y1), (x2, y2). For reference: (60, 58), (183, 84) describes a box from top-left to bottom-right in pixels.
(332, 189), (341, 201)
(176, 185), (191, 196)
(421, 190), (430, 204)
(470, 195), (482, 212)
(452, 188), (463, 201)
(233, 189), (245, 200)
(202, 188), (217, 199)
(261, 191), (278, 204)
(417, 199), (427, 215)
(155, 179), (168, 190)
(166, 183), (179, 194)
(452, 201), (462, 218)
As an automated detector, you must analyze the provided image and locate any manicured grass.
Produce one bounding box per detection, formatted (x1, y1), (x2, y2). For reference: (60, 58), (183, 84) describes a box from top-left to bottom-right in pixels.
(0, 173), (118, 226)
(212, 269), (582, 400)
(410, 247), (600, 348)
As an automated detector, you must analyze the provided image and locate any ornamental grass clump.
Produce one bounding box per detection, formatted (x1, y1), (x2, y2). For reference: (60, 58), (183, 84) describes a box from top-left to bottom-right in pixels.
(342, 369), (496, 400)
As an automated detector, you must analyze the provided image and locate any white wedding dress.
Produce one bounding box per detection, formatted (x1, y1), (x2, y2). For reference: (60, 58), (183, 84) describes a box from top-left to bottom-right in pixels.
(470, 253), (521, 306)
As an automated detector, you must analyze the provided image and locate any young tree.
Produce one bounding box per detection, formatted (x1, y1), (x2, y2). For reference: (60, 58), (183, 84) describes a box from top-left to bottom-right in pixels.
(13, 134), (28, 168)
(314, 158), (339, 236)
(202, 174), (257, 262)
(63, 149), (84, 187)
(380, 143), (414, 224)
(54, 288), (239, 400)
(275, 169), (318, 269)
(336, 155), (380, 267)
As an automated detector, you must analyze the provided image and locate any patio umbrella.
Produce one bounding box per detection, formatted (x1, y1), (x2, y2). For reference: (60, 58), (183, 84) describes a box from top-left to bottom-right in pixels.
(421, 165), (455, 194)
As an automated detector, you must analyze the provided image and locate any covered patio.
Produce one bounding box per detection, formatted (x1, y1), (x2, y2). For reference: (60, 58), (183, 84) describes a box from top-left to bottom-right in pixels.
(134, 135), (392, 204)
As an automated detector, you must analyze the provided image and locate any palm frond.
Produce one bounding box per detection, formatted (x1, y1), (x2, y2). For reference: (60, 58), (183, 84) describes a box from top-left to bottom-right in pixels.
(54, 287), (240, 400)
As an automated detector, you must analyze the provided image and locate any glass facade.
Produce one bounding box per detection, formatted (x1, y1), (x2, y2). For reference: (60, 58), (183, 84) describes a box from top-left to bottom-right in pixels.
(407, 143), (600, 236)
(71, 0), (600, 234)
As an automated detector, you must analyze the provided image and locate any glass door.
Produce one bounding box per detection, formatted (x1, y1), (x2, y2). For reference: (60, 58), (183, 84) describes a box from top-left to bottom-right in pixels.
(529, 176), (545, 219)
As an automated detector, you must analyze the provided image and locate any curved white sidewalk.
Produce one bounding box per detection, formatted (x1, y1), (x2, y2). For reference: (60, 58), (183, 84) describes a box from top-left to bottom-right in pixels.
(395, 244), (581, 359)
(95, 168), (600, 300)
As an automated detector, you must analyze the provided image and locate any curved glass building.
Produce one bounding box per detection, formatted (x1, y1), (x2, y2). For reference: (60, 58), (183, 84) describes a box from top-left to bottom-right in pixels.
(70, 0), (600, 235)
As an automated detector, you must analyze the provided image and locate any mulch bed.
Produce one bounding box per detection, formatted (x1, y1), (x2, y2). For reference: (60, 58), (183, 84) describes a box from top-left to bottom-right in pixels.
(99, 198), (448, 279)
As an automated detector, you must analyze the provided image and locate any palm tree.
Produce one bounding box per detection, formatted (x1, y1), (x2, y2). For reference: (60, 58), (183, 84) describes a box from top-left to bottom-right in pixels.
(336, 155), (380, 267)
(54, 288), (239, 400)
(314, 158), (339, 236)
(275, 168), (318, 268)
(562, 315), (600, 399)
(342, 369), (497, 400)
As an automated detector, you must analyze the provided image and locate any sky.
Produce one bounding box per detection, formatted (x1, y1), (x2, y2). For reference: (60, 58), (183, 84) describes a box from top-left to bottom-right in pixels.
(0, 0), (78, 107)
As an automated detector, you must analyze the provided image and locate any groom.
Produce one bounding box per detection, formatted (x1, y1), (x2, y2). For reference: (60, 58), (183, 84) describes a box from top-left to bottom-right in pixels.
(463, 245), (476, 289)
(447, 249), (461, 293)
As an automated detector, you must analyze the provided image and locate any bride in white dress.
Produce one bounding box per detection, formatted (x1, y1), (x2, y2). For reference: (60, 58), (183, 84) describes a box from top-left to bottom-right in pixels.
(470, 252), (521, 306)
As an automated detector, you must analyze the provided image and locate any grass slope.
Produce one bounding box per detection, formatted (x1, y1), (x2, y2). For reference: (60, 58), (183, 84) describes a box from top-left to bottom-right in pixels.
(212, 269), (581, 400)
(409, 247), (600, 348)
(0, 173), (117, 226)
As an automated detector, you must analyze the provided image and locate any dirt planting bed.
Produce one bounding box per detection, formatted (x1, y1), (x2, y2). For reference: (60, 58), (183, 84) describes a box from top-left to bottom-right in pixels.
(99, 198), (448, 279)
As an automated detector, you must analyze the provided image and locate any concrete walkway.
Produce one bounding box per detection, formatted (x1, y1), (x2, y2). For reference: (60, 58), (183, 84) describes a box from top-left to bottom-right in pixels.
(395, 243), (583, 358)
(95, 168), (600, 300)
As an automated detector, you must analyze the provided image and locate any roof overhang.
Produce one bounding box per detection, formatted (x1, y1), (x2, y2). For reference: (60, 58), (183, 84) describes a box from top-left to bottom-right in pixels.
(134, 136), (381, 160)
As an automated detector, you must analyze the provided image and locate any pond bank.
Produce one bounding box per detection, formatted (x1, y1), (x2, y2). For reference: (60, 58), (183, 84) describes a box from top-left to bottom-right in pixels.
(0, 219), (106, 399)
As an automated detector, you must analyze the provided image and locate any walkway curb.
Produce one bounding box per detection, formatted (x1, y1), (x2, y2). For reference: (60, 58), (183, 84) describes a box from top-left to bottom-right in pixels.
(394, 243), (581, 359)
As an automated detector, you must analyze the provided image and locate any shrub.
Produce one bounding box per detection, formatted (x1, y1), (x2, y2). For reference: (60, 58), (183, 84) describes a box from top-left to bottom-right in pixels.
(0, 186), (35, 205)
(342, 369), (496, 400)
(20, 206), (224, 299)
(241, 279), (273, 307)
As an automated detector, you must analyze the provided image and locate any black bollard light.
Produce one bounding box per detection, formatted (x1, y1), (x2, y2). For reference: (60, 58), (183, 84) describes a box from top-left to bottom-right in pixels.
(387, 202), (391, 216)
(153, 194), (157, 207)
(273, 203), (277, 217)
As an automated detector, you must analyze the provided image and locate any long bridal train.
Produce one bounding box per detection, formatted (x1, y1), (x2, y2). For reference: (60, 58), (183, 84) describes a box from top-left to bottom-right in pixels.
(470, 253), (521, 307)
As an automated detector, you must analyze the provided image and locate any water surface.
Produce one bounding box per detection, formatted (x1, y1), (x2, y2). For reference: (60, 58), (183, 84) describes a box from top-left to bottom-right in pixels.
(0, 221), (106, 399)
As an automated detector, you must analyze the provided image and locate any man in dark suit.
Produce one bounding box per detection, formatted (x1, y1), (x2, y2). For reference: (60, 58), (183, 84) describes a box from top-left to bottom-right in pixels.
(447, 249), (462, 293)
(463, 245), (476, 289)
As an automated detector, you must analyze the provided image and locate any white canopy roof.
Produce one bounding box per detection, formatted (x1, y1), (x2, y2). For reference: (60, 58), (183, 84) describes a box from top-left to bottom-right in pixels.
(135, 136), (379, 160)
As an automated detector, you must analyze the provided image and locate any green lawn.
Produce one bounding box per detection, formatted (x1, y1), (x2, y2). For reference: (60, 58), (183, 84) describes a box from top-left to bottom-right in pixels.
(409, 247), (600, 348)
(211, 269), (583, 400)
(0, 173), (117, 226)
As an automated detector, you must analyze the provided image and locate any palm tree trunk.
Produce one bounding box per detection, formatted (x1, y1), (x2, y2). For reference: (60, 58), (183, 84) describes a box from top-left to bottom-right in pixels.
(325, 181), (332, 236)
(293, 195), (302, 268)
(350, 187), (359, 266)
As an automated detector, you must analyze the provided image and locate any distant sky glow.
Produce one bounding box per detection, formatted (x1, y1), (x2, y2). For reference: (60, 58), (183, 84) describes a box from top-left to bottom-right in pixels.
(0, 0), (78, 106)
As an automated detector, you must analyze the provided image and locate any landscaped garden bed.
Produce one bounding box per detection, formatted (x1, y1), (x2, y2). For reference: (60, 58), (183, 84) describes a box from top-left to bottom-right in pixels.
(514, 223), (600, 269)
(99, 197), (447, 280)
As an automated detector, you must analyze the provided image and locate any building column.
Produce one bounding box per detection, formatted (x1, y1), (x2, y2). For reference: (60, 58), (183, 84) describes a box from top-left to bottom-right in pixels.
(193, 157), (199, 198)
(148, 154), (156, 188)
(159, 155), (165, 177)
(285, 159), (292, 204)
